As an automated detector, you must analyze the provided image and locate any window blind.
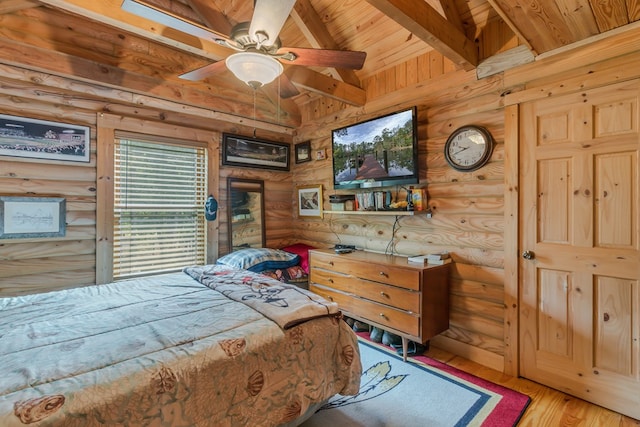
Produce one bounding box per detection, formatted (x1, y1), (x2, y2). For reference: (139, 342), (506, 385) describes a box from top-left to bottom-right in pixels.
(113, 138), (207, 279)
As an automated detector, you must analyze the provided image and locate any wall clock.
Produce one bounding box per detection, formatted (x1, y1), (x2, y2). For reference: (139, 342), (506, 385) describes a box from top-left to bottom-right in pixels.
(444, 125), (494, 172)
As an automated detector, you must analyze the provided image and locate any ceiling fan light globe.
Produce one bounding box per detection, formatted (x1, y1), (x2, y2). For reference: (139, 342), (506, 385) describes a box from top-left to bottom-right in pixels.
(226, 52), (283, 88)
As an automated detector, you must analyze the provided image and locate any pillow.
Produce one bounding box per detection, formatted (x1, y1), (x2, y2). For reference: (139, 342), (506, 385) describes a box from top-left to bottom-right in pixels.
(217, 248), (300, 273)
(281, 243), (316, 274)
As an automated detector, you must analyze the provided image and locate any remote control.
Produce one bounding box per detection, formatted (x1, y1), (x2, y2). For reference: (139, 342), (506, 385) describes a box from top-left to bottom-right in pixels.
(334, 244), (356, 250)
(335, 248), (353, 254)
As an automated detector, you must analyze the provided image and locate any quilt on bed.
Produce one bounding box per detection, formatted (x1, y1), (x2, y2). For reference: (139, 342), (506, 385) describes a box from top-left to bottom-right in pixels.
(0, 268), (361, 427)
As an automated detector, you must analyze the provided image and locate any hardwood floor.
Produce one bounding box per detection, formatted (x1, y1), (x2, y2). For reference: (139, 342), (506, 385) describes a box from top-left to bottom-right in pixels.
(425, 346), (640, 426)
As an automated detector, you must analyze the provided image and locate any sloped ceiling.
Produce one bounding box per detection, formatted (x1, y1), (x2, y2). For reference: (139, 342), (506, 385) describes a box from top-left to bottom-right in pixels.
(1, 0), (639, 128)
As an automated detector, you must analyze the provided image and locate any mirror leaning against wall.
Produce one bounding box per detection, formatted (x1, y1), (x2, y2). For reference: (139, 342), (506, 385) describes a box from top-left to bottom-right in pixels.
(227, 177), (266, 252)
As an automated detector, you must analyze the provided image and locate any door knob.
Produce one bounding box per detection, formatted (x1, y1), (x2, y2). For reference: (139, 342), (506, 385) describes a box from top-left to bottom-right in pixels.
(522, 250), (535, 260)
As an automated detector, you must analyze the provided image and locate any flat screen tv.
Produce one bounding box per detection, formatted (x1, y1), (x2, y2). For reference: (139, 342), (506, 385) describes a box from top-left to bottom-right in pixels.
(332, 107), (419, 189)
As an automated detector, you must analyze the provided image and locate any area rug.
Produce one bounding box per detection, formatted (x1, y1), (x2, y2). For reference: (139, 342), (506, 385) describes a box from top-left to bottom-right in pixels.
(300, 335), (530, 427)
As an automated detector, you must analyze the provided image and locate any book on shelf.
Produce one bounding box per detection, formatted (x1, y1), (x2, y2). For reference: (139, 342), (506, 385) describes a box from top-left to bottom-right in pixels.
(407, 254), (429, 264)
(427, 258), (452, 265)
(426, 251), (450, 260)
(407, 252), (450, 264)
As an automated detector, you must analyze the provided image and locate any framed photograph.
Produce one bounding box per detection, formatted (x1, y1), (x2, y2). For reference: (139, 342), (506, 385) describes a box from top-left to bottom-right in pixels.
(297, 184), (323, 218)
(0, 114), (90, 163)
(222, 133), (290, 171)
(295, 141), (311, 164)
(0, 196), (66, 239)
(315, 148), (327, 160)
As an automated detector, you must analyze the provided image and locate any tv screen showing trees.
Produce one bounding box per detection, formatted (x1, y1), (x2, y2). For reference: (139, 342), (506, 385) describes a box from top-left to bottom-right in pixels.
(332, 107), (418, 189)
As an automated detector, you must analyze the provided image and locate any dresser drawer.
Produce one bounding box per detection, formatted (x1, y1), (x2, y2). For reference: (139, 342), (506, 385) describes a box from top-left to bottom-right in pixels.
(352, 297), (419, 336)
(310, 251), (420, 290)
(348, 262), (420, 291)
(311, 284), (419, 336)
(310, 268), (352, 293)
(310, 268), (419, 312)
(352, 277), (419, 313)
(309, 284), (356, 313)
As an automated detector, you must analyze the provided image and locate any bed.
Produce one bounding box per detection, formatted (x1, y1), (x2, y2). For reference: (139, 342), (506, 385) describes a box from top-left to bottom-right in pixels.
(0, 264), (361, 427)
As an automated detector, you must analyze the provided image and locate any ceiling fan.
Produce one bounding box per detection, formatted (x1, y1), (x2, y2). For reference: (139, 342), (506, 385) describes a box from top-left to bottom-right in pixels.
(121, 0), (367, 98)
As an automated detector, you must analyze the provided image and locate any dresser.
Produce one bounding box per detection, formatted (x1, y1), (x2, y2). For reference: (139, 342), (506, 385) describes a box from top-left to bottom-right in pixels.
(308, 249), (450, 360)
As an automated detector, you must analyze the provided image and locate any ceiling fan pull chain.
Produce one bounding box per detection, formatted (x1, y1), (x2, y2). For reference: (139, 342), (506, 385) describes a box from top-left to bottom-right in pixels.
(253, 89), (257, 138)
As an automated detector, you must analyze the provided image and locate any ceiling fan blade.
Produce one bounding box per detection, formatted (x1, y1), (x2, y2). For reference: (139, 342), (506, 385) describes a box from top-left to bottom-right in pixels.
(186, 0), (233, 36)
(278, 73), (300, 99)
(278, 48), (367, 70)
(179, 60), (228, 81)
(249, 0), (296, 47)
(121, 0), (231, 44)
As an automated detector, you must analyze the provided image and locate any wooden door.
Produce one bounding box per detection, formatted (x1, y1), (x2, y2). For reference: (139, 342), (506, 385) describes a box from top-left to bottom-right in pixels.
(520, 80), (640, 419)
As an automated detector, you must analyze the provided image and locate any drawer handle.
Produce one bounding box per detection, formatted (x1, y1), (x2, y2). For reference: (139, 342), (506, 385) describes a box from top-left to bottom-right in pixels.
(329, 261), (334, 266)
(380, 291), (388, 298)
(379, 313), (388, 320)
(328, 278), (334, 283)
(379, 271), (388, 278)
(328, 296), (334, 301)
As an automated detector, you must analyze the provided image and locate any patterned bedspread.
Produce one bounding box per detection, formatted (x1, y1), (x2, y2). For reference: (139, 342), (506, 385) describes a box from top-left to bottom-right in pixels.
(0, 269), (361, 426)
(183, 264), (336, 329)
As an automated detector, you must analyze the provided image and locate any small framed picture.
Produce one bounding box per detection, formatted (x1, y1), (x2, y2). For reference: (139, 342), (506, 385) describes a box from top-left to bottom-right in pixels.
(297, 184), (323, 218)
(0, 196), (66, 239)
(315, 148), (326, 160)
(295, 141), (311, 164)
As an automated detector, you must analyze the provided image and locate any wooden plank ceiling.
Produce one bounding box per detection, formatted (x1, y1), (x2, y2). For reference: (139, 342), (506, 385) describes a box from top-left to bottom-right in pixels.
(0, 0), (639, 128)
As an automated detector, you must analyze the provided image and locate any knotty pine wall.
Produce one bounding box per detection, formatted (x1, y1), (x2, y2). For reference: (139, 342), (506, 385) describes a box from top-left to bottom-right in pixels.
(3, 17), (639, 375)
(294, 51), (508, 370)
(0, 106), (99, 296)
(293, 26), (640, 372)
(0, 70), (293, 296)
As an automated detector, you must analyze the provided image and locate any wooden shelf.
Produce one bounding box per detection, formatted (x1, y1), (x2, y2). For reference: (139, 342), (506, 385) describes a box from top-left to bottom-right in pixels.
(323, 210), (416, 216)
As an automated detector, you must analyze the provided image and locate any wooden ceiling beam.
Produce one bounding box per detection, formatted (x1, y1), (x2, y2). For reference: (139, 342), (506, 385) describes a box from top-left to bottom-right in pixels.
(485, 0), (535, 53)
(290, 0), (362, 87)
(476, 45), (535, 79)
(38, 0), (361, 104)
(285, 66), (366, 106)
(365, 0), (478, 70)
(0, 0), (39, 14)
(434, 0), (464, 33)
(0, 36), (300, 128)
(37, 0), (230, 61)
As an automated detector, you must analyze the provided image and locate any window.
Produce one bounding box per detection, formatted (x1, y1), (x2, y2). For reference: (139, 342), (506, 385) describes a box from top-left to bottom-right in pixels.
(113, 137), (207, 279)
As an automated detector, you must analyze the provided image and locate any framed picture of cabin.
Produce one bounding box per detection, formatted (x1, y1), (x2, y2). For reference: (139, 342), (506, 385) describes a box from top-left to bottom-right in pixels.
(0, 196), (66, 239)
(297, 184), (323, 219)
(222, 133), (290, 171)
(0, 114), (90, 163)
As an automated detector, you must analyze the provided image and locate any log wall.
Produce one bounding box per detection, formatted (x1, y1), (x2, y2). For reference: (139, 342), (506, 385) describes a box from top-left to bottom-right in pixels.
(0, 70), (293, 296)
(294, 26), (640, 371)
(295, 50), (508, 369)
(2, 16), (640, 374)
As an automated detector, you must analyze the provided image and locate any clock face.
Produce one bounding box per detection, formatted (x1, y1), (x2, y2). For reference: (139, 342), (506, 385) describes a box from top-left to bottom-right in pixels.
(444, 126), (493, 171)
